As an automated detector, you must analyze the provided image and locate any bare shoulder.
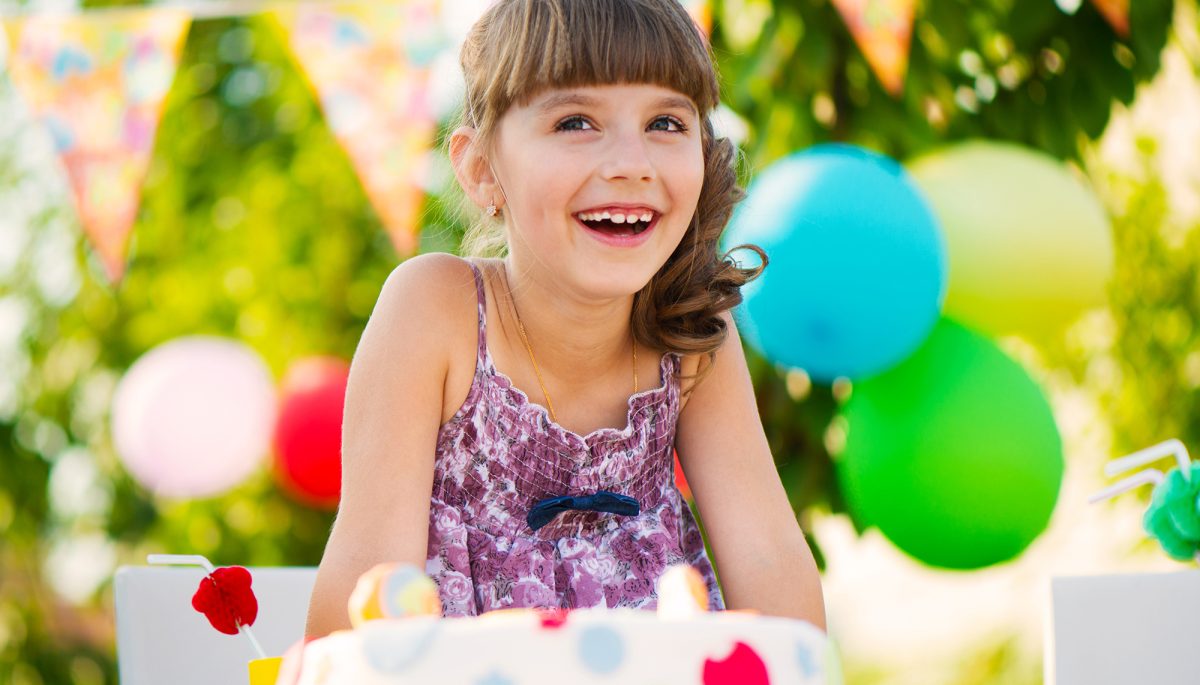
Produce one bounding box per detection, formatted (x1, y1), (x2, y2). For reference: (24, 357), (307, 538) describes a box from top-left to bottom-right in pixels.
(347, 252), (480, 447)
(377, 252), (478, 322)
(335, 250), (479, 528)
(371, 253), (480, 363)
(376, 252), (484, 425)
(347, 252), (475, 431)
(309, 253), (478, 636)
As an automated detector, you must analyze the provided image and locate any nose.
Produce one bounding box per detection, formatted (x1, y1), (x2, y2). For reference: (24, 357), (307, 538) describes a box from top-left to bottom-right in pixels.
(597, 127), (656, 182)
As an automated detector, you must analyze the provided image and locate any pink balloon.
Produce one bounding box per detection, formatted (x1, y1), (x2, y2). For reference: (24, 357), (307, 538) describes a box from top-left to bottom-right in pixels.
(112, 336), (277, 498)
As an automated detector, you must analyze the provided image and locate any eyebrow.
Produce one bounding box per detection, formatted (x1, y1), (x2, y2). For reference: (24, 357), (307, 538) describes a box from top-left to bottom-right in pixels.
(535, 91), (698, 116)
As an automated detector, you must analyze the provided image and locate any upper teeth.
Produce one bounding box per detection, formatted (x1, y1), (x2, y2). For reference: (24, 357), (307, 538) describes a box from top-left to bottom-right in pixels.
(578, 211), (654, 223)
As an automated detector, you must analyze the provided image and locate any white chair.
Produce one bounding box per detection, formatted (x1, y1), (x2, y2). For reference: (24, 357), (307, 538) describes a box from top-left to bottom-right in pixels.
(114, 565), (316, 685)
(1047, 569), (1200, 685)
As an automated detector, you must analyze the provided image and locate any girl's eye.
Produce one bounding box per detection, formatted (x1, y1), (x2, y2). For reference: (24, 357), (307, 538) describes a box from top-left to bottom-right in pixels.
(554, 115), (690, 133)
(555, 115), (594, 132)
(649, 116), (688, 133)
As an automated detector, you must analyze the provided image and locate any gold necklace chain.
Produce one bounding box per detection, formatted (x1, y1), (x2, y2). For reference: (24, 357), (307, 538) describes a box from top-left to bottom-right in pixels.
(504, 267), (637, 425)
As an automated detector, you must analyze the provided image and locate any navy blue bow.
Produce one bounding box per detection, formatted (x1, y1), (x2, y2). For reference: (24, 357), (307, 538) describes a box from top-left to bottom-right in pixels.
(526, 491), (640, 531)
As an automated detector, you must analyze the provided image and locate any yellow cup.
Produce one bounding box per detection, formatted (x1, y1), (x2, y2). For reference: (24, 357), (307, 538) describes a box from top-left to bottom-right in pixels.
(248, 656), (283, 685)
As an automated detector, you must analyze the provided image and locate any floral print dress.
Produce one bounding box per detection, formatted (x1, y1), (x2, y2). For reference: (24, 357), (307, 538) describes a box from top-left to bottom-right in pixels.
(424, 261), (724, 616)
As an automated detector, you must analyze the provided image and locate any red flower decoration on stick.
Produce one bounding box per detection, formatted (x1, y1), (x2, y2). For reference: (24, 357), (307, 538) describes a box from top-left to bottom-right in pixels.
(192, 566), (259, 635)
(148, 554), (267, 659)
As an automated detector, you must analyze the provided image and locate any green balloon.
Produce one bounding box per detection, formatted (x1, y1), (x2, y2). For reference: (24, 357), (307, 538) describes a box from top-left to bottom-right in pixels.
(835, 318), (1063, 570)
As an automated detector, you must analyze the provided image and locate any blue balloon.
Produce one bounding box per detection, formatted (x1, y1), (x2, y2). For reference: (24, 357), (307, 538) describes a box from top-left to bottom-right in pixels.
(723, 144), (947, 382)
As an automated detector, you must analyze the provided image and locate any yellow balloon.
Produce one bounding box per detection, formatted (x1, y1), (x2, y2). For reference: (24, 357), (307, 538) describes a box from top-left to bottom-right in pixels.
(348, 563), (440, 627)
(347, 564), (390, 628)
(908, 141), (1113, 339)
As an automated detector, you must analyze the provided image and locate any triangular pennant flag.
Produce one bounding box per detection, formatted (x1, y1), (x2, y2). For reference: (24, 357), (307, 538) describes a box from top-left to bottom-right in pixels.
(1090, 0), (1130, 37)
(7, 10), (190, 282)
(680, 0), (712, 36)
(1, 20), (11, 75)
(831, 0), (915, 98)
(273, 2), (444, 257)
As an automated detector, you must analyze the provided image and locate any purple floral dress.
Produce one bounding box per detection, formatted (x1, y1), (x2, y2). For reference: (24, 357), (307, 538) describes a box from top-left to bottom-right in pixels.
(424, 261), (724, 616)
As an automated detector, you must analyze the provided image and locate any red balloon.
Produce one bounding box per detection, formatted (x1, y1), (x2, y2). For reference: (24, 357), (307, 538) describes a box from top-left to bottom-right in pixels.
(673, 449), (692, 500)
(273, 357), (349, 508)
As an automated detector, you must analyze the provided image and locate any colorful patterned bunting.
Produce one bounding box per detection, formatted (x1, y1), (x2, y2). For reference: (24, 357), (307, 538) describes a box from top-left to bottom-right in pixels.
(830, 0), (915, 97)
(6, 10), (190, 282)
(272, 2), (443, 257)
(0, 20), (10, 74)
(1090, 0), (1130, 36)
(681, 0), (712, 36)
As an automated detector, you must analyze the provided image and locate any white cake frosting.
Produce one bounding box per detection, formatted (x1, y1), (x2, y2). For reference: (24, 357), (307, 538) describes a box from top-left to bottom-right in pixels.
(290, 563), (835, 684)
(295, 607), (833, 684)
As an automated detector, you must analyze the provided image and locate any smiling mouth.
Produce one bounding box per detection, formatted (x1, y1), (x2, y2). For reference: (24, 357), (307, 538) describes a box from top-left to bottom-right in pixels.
(574, 210), (657, 236)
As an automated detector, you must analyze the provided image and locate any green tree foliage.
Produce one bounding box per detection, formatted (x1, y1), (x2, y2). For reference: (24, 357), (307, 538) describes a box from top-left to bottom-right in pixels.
(0, 0), (1186, 683)
(714, 0), (1177, 559)
(1054, 131), (1200, 463)
(713, 0), (1175, 164)
(0, 12), (408, 684)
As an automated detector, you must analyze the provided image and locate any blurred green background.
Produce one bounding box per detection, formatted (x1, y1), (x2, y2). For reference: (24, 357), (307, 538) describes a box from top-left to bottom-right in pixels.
(1, 0), (1198, 683)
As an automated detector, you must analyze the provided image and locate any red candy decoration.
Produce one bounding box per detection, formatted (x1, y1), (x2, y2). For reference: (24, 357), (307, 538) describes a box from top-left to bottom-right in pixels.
(191, 566), (259, 635)
(538, 608), (570, 629)
(702, 641), (770, 685)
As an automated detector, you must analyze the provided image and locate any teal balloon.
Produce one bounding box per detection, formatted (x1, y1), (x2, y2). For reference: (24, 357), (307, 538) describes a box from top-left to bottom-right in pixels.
(723, 143), (946, 382)
(835, 319), (1063, 569)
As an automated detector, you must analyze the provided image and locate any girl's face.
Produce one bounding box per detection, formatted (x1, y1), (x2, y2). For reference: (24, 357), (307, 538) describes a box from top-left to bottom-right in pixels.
(491, 83), (705, 298)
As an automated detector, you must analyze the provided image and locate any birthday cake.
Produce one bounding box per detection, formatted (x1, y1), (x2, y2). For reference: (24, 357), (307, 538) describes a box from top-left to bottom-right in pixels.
(289, 564), (834, 684)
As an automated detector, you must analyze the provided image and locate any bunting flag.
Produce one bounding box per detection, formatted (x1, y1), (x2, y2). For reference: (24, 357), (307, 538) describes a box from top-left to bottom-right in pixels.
(1090, 0), (1130, 37)
(680, 0), (712, 36)
(6, 10), (190, 282)
(830, 0), (915, 98)
(272, 2), (443, 257)
(0, 20), (9, 74)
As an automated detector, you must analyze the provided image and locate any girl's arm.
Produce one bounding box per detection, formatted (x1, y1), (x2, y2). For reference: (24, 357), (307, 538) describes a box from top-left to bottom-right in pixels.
(675, 311), (827, 630)
(304, 253), (466, 638)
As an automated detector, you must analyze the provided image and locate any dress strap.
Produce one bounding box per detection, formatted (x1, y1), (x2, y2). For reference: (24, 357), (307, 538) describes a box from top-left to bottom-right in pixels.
(465, 260), (488, 366)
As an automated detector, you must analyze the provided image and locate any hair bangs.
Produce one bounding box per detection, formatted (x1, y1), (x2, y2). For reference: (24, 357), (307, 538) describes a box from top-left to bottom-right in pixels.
(464, 0), (720, 130)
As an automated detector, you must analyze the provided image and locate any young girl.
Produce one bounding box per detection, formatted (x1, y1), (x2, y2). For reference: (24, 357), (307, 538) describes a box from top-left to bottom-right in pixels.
(306, 0), (825, 635)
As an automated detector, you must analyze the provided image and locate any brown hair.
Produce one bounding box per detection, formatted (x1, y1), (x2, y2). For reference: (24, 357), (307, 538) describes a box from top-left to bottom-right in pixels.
(455, 0), (766, 389)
